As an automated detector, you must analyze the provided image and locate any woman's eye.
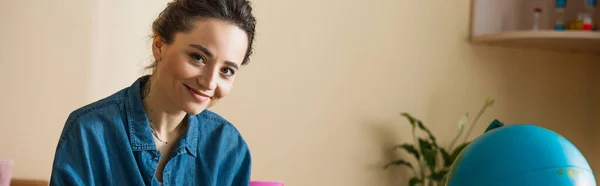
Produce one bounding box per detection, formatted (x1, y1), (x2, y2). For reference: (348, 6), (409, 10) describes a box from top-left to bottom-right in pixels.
(189, 53), (205, 63)
(221, 68), (236, 76)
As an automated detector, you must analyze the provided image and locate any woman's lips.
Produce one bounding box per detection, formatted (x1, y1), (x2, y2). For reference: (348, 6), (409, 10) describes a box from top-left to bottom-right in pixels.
(184, 84), (210, 102)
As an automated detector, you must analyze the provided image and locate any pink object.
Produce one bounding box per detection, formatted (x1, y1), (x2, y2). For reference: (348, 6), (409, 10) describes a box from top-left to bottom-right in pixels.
(0, 159), (13, 186)
(250, 181), (284, 186)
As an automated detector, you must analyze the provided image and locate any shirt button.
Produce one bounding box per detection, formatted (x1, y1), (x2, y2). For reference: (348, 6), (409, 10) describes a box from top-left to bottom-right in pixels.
(154, 157), (159, 161)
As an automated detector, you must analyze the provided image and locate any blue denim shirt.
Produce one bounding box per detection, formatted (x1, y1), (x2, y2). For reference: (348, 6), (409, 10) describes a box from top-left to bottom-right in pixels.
(50, 76), (251, 186)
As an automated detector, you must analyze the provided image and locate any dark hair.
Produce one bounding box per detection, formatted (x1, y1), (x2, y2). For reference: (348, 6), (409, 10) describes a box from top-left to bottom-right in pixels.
(149, 0), (257, 70)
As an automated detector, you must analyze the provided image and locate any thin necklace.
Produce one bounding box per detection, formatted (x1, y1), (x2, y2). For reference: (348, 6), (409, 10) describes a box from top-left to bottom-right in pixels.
(149, 123), (168, 144)
(142, 78), (167, 144)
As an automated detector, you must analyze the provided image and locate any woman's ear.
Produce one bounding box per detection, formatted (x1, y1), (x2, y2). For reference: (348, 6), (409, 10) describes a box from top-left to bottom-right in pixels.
(152, 35), (165, 62)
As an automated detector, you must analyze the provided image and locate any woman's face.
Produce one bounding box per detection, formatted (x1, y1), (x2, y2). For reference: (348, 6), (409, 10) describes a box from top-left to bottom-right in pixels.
(151, 19), (249, 115)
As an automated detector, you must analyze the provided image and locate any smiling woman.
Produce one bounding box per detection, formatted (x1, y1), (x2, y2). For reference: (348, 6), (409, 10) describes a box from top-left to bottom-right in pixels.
(49, 0), (257, 185)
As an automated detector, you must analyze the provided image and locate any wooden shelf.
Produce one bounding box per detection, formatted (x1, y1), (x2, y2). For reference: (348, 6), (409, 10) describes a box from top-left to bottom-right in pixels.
(471, 30), (600, 53)
(470, 0), (600, 54)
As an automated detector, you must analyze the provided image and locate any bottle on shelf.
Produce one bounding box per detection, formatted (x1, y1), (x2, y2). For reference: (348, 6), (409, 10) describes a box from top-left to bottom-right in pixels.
(533, 8), (543, 30)
(583, 0), (597, 31)
(555, 0), (567, 30)
(570, 13), (584, 30)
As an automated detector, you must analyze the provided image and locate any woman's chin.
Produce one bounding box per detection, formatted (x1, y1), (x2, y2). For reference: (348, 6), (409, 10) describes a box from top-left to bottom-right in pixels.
(181, 101), (209, 115)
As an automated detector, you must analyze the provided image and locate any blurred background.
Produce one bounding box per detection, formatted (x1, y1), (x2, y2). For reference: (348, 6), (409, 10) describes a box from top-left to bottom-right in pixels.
(1, 0), (599, 185)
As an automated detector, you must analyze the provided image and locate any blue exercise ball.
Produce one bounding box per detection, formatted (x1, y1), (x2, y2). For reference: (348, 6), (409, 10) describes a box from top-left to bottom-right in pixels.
(445, 120), (596, 186)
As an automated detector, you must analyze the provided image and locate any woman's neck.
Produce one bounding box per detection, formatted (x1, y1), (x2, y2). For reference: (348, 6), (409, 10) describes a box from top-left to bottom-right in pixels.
(142, 78), (187, 137)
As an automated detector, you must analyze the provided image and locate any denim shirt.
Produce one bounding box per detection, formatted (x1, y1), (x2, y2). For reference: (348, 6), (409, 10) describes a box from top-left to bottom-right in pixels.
(50, 76), (251, 186)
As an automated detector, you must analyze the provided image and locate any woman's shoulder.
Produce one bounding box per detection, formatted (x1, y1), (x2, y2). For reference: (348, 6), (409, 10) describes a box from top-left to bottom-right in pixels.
(66, 88), (128, 122)
(58, 88), (129, 144)
(196, 110), (229, 125)
(195, 110), (248, 144)
(196, 110), (240, 132)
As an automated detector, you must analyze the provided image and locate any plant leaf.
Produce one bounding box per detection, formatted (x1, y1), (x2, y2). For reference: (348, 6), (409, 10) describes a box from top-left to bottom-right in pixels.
(384, 159), (413, 169)
(440, 148), (452, 167)
(409, 177), (422, 186)
(418, 138), (437, 172)
(429, 169), (449, 181)
(401, 113), (439, 149)
(400, 113), (417, 130)
(395, 144), (420, 160)
(416, 120), (438, 148)
(450, 142), (470, 164)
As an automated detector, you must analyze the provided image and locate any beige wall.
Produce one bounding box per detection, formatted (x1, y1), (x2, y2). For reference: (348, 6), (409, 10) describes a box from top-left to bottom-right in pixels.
(89, 0), (167, 99)
(1, 0), (598, 185)
(0, 0), (93, 180)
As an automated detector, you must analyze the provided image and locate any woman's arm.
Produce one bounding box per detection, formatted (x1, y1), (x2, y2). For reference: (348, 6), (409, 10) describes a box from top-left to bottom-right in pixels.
(216, 133), (252, 186)
(50, 117), (93, 186)
(232, 148), (252, 185)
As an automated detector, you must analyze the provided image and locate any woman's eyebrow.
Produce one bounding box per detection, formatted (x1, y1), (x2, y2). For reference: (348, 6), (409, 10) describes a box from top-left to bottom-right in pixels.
(225, 61), (239, 70)
(190, 44), (213, 57)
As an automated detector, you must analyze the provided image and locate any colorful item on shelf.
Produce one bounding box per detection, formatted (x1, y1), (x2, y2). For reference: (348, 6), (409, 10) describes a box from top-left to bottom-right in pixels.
(562, 0), (597, 31)
(583, 14), (594, 30)
(555, 0), (567, 30)
(533, 8), (542, 30)
(584, 0), (596, 31)
(568, 13), (585, 30)
(582, 0), (598, 31)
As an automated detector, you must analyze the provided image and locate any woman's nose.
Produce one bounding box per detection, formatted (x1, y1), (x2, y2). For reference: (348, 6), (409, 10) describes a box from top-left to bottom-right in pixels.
(197, 68), (218, 90)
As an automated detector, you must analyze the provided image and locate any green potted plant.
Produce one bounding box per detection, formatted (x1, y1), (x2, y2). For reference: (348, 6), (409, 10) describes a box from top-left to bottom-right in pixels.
(384, 97), (495, 186)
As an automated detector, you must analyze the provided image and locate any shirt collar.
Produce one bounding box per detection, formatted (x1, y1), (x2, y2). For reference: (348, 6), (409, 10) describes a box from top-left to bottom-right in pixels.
(125, 75), (198, 157)
(181, 115), (198, 157)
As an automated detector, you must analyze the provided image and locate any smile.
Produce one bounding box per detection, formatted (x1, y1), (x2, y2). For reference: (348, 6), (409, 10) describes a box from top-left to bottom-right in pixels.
(183, 84), (210, 102)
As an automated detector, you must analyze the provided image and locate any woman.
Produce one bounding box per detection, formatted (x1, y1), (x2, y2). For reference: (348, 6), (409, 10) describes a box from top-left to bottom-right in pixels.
(50, 0), (256, 185)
